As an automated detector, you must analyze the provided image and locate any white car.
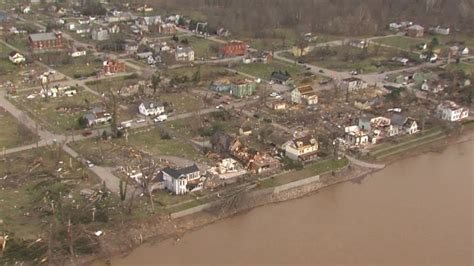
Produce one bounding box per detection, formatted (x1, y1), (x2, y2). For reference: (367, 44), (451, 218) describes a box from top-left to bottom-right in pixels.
(269, 92), (279, 97)
(216, 104), (224, 109)
(154, 114), (168, 123)
(85, 160), (94, 168)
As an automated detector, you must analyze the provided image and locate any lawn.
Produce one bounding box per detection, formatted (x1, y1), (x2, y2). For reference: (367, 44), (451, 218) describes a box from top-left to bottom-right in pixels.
(293, 44), (421, 73)
(373, 36), (428, 51)
(446, 62), (474, 76)
(5, 36), (30, 52)
(259, 157), (349, 188)
(0, 109), (38, 149)
(235, 60), (303, 80)
(125, 127), (203, 162)
(180, 35), (220, 59)
(59, 54), (103, 79)
(9, 89), (102, 134)
(159, 92), (208, 114)
(86, 74), (140, 94)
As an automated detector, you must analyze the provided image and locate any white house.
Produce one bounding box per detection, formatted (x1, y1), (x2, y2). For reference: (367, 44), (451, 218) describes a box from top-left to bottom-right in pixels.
(282, 135), (319, 162)
(138, 100), (165, 116)
(344, 125), (372, 146)
(291, 85), (318, 105)
(8, 51), (26, 64)
(403, 118), (419, 135)
(436, 101), (469, 122)
(159, 164), (203, 195)
(389, 23), (403, 31)
(175, 46), (195, 62)
(429, 26), (450, 36)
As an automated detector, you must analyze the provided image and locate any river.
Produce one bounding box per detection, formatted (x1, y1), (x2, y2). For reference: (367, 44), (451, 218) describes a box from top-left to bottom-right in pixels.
(113, 138), (474, 266)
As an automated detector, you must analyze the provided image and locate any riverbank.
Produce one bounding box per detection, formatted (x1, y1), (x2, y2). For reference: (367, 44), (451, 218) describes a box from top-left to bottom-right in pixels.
(85, 128), (473, 265)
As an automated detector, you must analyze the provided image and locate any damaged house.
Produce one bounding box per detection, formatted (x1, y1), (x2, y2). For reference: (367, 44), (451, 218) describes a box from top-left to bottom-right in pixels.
(282, 134), (319, 162)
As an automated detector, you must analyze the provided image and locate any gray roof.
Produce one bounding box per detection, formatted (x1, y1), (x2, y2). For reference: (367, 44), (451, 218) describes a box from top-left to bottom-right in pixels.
(29, 32), (59, 42)
(142, 100), (163, 109)
(391, 114), (406, 126)
(162, 164), (200, 180)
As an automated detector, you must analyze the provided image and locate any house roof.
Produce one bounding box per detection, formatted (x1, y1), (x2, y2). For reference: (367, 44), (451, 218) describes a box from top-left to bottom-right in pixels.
(390, 114), (406, 127)
(295, 85), (315, 95)
(162, 164), (199, 179)
(141, 100), (163, 109)
(271, 72), (291, 81)
(408, 25), (424, 31)
(293, 135), (317, 147)
(8, 51), (21, 57)
(29, 32), (59, 42)
(342, 77), (363, 82)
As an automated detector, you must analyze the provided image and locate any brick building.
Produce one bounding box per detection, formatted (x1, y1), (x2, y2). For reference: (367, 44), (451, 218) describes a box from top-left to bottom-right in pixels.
(28, 32), (63, 50)
(219, 41), (246, 57)
(102, 59), (125, 74)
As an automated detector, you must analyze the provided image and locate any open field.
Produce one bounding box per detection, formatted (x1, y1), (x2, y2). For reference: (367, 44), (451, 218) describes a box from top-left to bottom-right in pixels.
(9, 89), (103, 134)
(0, 108), (38, 149)
(287, 44), (421, 73)
(373, 36), (428, 51)
(182, 36), (220, 59)
(56, 54), (102, 79)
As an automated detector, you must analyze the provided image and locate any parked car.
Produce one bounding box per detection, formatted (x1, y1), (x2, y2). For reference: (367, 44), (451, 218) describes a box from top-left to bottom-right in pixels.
(85, 160), (94, 168)
(154, 114), (168, 123)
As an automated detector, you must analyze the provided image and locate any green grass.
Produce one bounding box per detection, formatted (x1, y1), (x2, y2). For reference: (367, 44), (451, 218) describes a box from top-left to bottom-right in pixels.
(235, 60), (303, 80)
(0, 110), (38, 149)
(446, 62), (474, 76)
(374, 36), (428, 51)
(58, 54), (103, 78)
(291, 44), (421, 73)
(182, 36), (219, 59)
(5, 37), (30, 52)
(9, 89), (102, 134)
(160, 92), (208, 114)
(370, 129), (445, 160)
(259, 157), (349, 188)
(125, 128), (203, 162)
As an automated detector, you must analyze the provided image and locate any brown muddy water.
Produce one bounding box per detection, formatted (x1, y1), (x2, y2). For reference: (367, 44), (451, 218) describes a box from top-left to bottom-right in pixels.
(113, 138), (473, 266)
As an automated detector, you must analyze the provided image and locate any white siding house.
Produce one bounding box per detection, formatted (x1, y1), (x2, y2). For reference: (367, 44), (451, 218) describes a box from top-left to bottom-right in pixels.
(436, 101), (469, 122)
(138, 101), (165, 116)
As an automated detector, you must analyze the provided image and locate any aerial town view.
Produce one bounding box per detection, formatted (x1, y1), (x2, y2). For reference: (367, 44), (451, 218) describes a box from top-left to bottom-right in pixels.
(0, 0), (472, 265)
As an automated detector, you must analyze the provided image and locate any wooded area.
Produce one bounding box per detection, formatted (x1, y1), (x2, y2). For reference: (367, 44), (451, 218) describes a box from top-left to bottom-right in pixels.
(132, 0), (474, 36)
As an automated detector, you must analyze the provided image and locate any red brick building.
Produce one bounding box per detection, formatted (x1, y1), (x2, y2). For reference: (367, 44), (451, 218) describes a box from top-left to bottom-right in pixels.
(219, 41), (246, 57)
(102, 59), (126, 74)
(28, 32), (63, 50)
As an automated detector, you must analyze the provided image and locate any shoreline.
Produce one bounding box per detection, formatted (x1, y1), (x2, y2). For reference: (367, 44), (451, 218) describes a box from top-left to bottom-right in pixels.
(84, 129), (474, 265)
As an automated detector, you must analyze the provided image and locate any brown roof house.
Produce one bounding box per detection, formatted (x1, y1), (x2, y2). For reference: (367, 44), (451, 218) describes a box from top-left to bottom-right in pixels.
(28, 31), (63, 50)
(291, 85), (318, 105)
